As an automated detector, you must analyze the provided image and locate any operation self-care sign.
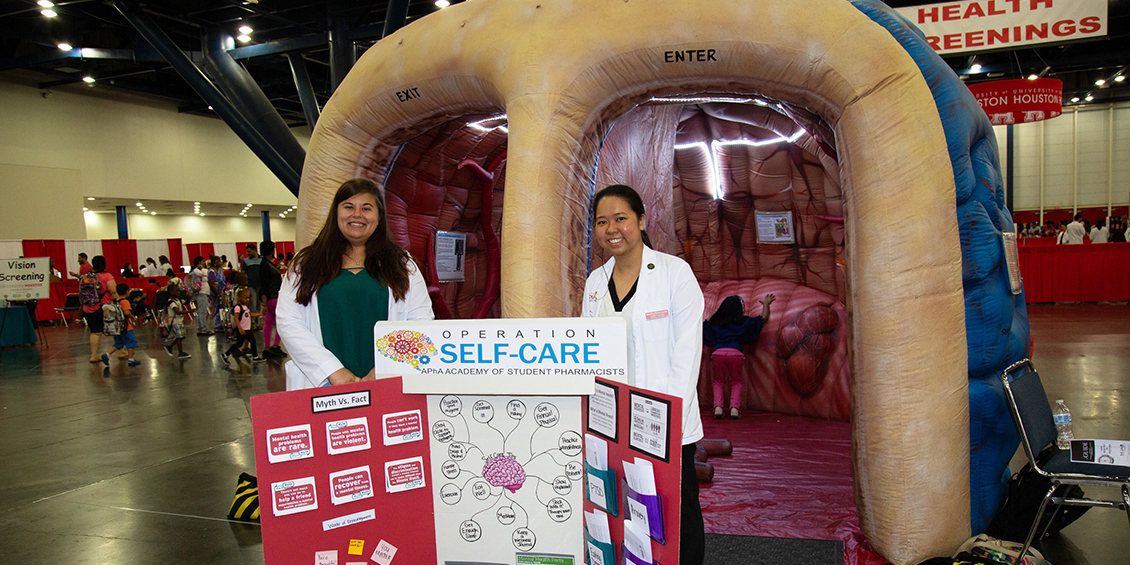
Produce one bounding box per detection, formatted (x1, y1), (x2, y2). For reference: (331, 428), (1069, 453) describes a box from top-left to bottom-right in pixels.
(374, 318), (627, 395)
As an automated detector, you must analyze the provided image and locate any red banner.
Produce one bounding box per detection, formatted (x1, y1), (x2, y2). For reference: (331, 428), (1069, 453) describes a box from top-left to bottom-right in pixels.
(967, 77), (1062, 125)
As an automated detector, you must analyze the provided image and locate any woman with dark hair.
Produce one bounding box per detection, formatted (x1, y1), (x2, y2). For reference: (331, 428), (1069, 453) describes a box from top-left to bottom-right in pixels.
(580, 183), (705, 565)
(79, 255), (116, 363)
(276, 178), (433, 389)
(1090, 217), (1109, 243)
(703, 293), (775, 419)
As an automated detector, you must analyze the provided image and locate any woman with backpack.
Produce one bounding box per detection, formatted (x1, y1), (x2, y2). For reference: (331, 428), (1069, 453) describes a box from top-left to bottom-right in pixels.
(78, 255), (116, 363)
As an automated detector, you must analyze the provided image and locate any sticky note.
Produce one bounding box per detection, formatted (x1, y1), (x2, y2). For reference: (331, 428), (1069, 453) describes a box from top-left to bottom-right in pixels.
(370, 539), (398, 565)
(315, 550), (338, 565)
(348, 540), (365, 556)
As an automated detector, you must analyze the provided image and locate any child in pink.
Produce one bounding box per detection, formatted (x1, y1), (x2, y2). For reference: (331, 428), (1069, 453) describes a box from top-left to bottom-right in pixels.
(702, 293), (775, 419)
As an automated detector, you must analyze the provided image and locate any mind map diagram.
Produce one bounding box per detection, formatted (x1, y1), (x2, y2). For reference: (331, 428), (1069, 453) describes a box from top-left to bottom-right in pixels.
(427, 394), (584, 561)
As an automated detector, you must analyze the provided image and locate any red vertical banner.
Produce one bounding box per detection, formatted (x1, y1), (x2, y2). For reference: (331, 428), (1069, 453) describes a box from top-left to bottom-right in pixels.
(101, 239), (139, 277)
(251, 378), (437, 565)
(185, 244), (202, 265)
(166, 238), (183, 271)
(44, 240), (66, 279)
(21, 239), (46, 259)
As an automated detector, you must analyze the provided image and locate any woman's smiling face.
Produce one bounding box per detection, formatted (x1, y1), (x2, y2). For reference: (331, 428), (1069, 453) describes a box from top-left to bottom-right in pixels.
(337, 192), (379, 246)
(594, 195), (644, 258)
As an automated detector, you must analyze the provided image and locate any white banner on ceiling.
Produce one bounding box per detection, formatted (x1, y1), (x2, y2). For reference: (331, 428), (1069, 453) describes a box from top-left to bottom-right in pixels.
(895, 0), (1107, 56)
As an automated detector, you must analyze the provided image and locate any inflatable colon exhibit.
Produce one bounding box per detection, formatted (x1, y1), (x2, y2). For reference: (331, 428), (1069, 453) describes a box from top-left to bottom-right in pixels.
(296, 0), (1028, 563)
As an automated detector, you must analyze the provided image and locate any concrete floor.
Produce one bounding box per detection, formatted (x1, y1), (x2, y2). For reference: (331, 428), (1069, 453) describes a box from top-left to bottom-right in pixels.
(0, 304), (1126, 564)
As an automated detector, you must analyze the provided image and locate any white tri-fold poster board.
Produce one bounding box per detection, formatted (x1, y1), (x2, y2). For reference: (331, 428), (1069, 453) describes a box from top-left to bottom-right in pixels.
(252, 318), (681, 565)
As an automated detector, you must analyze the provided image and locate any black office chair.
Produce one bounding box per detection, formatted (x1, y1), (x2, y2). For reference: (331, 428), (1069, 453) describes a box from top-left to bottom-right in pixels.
(1000, 359), (1130, 560)
(54, 293), (82, 327)
(149, 290), (170, 325)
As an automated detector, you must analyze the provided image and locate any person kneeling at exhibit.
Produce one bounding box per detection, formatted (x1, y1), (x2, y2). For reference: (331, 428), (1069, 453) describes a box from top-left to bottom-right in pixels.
(276, 178), (434, 390)
(581, 184), (706, 565)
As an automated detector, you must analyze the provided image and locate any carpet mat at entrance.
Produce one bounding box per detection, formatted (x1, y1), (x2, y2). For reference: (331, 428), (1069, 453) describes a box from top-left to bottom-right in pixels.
(698, 411), (887, 565)
(705, 533), (842, 565)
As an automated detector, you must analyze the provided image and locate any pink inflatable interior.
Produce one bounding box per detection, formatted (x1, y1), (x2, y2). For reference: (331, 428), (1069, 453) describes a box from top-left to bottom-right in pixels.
(382, 99), (851, 421)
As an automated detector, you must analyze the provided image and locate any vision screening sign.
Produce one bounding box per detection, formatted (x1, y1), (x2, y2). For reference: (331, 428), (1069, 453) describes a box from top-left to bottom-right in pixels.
(0, 257), (49, 300)
(895, 0), (1106, 56)
(374, 318), (628, 395)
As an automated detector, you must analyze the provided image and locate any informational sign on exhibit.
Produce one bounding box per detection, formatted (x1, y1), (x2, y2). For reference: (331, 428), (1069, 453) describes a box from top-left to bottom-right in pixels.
(755, 211), (795, 244)
(434, 231), (467, 282)
(1001, 232), (1022, 295)
(374, 318), (628, 395)
(0, 257), (49, 301)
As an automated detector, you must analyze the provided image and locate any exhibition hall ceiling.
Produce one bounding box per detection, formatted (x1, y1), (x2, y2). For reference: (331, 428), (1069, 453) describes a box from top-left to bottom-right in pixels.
(82, 196), (296, 219)
(1, 1), (1128, 126)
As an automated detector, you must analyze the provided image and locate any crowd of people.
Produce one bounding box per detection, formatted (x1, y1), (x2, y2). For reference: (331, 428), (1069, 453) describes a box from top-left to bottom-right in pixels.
(78, 243), (293, 369)
(1016, 214), (1129, 243)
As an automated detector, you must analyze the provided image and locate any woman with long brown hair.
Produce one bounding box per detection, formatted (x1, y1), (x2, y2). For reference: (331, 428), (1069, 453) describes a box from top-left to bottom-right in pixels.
(276, 178), (434, 389)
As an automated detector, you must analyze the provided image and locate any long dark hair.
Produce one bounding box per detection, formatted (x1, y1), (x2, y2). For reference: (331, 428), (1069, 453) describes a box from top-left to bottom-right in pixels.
(593, 184), (652, 248)
(292, 178), (410, 305)
(709, 295), (745, 326)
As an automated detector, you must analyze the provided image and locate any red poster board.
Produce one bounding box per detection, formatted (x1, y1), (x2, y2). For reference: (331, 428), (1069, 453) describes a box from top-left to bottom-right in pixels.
(581, 378), (682, 565)
(251, 377), (437, 565)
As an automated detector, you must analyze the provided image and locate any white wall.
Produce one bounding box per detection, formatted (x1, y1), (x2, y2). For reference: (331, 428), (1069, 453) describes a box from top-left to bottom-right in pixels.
(0, 74), (306, 238)
(84, 211), (295, 243)
(1001, 102), (1130, 214)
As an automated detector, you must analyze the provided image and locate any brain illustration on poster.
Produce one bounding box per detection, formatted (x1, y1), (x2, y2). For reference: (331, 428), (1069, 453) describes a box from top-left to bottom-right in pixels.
(428, 394), (584, 564)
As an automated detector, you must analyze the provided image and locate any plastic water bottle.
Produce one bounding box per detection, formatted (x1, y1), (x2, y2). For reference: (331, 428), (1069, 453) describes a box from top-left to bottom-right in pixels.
(1053, 399), (1073, 450)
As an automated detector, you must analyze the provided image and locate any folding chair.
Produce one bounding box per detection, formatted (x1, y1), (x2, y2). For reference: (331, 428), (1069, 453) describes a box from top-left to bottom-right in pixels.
(1000, 358), (1130, 561)
(54, 293), (82, 327)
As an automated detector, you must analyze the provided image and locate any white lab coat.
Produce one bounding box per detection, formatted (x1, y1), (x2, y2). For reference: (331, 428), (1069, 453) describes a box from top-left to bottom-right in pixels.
(1065, 221), (1086, 244)
(276, 259), (434, 390)
(582, 246), (704, 445)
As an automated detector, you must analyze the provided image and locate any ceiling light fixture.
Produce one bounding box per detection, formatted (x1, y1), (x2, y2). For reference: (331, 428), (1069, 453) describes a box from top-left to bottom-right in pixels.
(239, 25), (253, 34)
(237, 34), (251, 43)
(436, 0), (451, 7)
(1085, 94), (1094, 101)
(150, 211), (156, 215)
(82, 76), (95, 83)
(970, 64), (982, 73)
(1116, 76), (1126, 83)
(1027, 74), (1038, 80)
(41, 8), (57, 17)
(1096, 78), (1106, 86)
(82, 207), (88, 211)
(1071, 97), (1080, 103)
(38, 0), (54, 7)
(87, 197), (95, 201)
(57, 43), (71, 51)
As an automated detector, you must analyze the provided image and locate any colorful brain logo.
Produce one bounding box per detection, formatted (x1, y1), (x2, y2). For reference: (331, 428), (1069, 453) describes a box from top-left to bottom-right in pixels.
(375, 330), (437, 368)
(482, 455), (526, 493)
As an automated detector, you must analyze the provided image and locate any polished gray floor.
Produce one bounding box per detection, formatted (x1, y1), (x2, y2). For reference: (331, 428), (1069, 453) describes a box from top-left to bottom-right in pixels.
(1, 305), (1127, 564)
